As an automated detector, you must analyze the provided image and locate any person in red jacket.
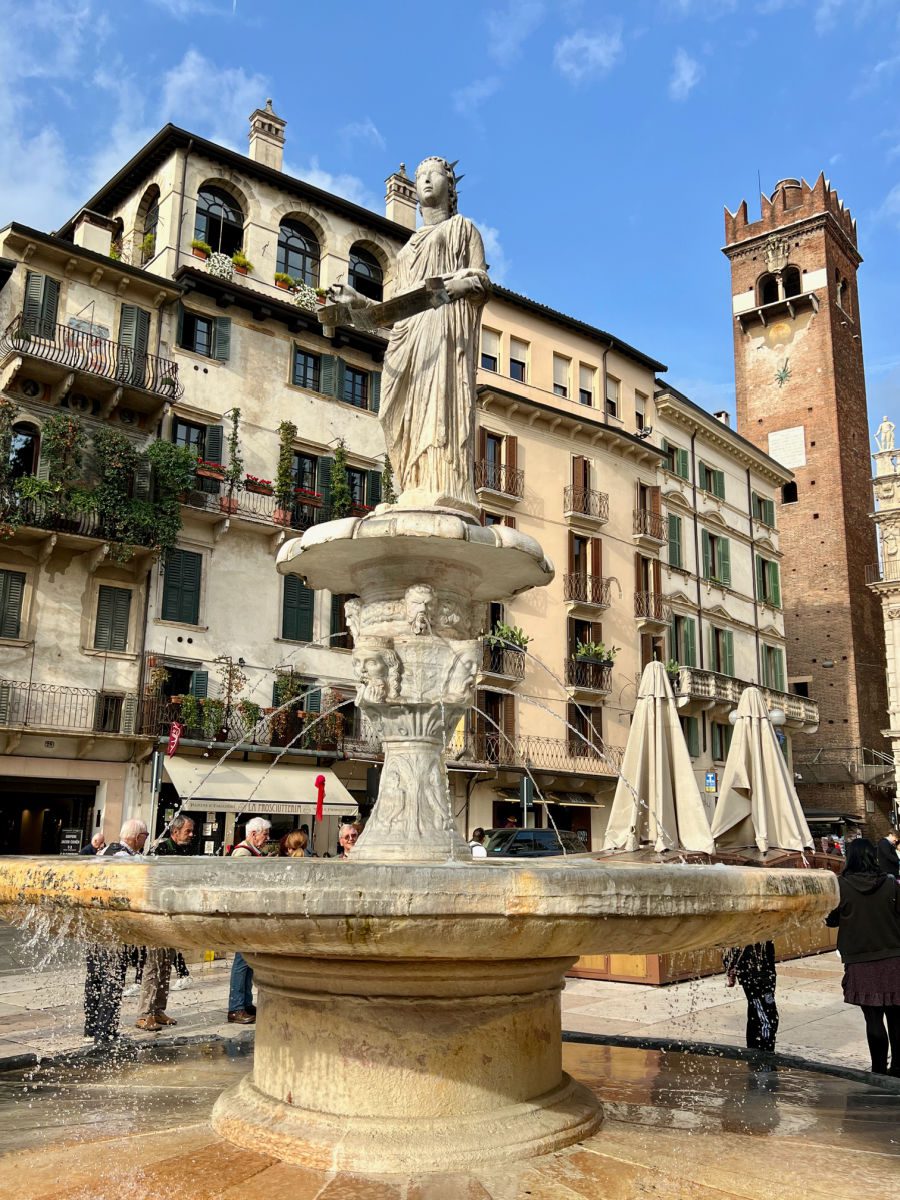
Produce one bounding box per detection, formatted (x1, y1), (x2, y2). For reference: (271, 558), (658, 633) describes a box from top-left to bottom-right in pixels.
(826, 837), (900, 1075)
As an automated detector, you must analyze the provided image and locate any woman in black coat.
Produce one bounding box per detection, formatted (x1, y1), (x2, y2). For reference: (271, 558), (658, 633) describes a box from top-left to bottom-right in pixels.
(826, 838), (900, 1075)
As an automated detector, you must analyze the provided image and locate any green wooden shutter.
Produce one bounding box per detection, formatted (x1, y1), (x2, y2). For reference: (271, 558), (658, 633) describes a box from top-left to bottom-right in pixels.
(282, 575), (315, 641)
(118, 304), (137, 349)
(330, 593), (344, 640)
(176, 302), (185, 347)
(769, 561), (781, 607)
(755, 554), (765, 600)
(683, 716), (699, 757)
(94, 585), (131, 652)
(714, 469), (725, 500)
(213, 316), (231, 362)
(667, 513), (682, 568)
(162, 548), (201, 624)
(684, 618), (696, 667)
(320, 354), (338, 397)
(336, 358), (347, 402)
(370, 371), (381, 413)
(708, 625), (717, 672)
(23, 271), (44, 333)
(366, 468), (382, 507)
(718, 538), (731, 585)
(306, 685), (321, 714)
(0, 569), (25, 639)
(677, 448), (690, 480)
(204, 425), (224, 464)
(724, 630), (734, 677)
(40, 277), (60, 336)
(701, 529), (711, 579)
(189, 670), (208, 698)
(134, 454), (153, 500)
(317, 455), (333, 512)
(772, 648), (785, 692)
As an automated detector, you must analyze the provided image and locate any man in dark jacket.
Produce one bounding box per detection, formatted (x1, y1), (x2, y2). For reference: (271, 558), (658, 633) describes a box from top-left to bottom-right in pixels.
(135, 815), (196, 1026)
(723, 942), (779, 1052)
(876, 830), (900, 877)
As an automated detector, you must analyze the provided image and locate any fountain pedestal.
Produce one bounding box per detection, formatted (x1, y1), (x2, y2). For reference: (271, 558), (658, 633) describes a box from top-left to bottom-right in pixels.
(212, 953), (599, 1172)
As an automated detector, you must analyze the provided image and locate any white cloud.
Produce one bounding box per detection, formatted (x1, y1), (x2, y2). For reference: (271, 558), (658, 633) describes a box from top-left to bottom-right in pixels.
(814, 0), (843, 34)
(665, 0), (736, 15)
(453, 76), (502, 117)
(877, 182), (900, 228)
(149, 0), (229, 15)
(341, 117), (386, 150)
(159, 49), (268, 148)
(668, 47), (702, 99)
(486, 0), (544, 66)
(286, 157), (375, 210)
(553, 29), (623, 83)
(474, 221), (509, 284)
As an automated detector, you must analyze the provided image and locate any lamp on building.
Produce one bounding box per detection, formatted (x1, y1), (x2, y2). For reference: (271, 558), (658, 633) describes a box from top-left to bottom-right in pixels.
(728, 706), (786, 726)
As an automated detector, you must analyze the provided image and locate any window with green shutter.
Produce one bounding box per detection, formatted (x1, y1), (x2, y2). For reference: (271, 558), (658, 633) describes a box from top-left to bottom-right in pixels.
(161, 548), (202, 625)
(23, 272), (60, 338)
(94, 585), (132, 652)
(0, 569), (26, 639)
(282, 575), (315, 642)
(756, 555), (781, 606)
(680, 715), (700, 757)
(117, 304), (151, 387)
(752, 492), (776, 527)
(671, 614), (696, 667)
(711, 721), (733, 761)
(667, 513), (683, 568)
(763, 645), (785, 692)
(699, 462), (725, 499)
(703, 530), (730, 584)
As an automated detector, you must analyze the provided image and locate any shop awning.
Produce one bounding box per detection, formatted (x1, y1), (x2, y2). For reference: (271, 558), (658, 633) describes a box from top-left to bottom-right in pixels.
(538, 791), (607, 809)
(163, 758), (357, 817)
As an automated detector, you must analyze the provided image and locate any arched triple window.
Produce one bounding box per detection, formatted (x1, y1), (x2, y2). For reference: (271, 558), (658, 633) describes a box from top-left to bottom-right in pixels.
(759, 273), (779, 306)
(348, 244), (383, 301)
(194, 185), (244, 257)
(277, 218), (319, 286)
(9, 422), (39, 479)
(782, 266), (801, 298)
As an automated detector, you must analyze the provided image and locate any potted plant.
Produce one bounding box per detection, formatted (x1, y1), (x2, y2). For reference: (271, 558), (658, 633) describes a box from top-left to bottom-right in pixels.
(195, 457), (225, 481)
(381, 456), (397, 505)
(232, 251), (254, 276)
(274, 272), (295, 290)
(485, 621), (531, 652)
(201, 697), (227, 741)
(244, 474), (273, 496)
(575, 640), (618, 666)
(315, 287), (328, 305)
(141, 232), (156, 262)
(665, 658), (681, 688)
(207, 251), (234, 280)
(274, 421), (297, 525)
(191, 239), (212, 261)
(160, 372), (178, 394)
(179, 693), (201, 731)
(293, 281), (318, 312)
(330, 440), (352, 519)
(237, 699), (262, 741)
(220, 407), (243, 514)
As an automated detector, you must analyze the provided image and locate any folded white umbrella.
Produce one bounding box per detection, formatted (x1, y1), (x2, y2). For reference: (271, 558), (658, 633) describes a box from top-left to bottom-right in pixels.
(603, 661), (714, 853)
(711, 686), (813, 852)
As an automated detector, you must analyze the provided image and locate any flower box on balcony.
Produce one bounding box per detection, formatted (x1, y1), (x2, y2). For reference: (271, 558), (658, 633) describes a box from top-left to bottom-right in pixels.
(244, 476), (273, 495)
(191, 240), (211, 261)
(196, 461), (225, 480)
(350, 503), (374, 517)
(294, 487), (322, 506)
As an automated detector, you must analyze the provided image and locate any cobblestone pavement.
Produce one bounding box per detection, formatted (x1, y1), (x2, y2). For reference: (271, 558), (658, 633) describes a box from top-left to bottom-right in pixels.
(0, 921), (869, 1072)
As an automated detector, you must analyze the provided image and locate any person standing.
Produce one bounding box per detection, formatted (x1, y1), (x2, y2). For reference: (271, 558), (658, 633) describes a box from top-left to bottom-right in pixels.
(153, 814), (196, 990)
(226, 817), (271, 1024)
(826, 837), (900, 1075)
(83, 819), (147, 1045)
(723, 942), (779, 1052)
(468, 828), (487, 859)
(877, 829), (900, 877)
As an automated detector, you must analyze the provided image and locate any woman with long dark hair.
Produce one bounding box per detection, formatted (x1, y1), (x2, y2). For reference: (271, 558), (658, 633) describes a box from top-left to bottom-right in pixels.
(826, 837), (900, 1074)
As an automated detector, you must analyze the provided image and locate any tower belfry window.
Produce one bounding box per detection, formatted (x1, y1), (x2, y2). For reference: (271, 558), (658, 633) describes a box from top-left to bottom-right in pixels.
(782, 266), (801, 298)
(759, 274), (779, 305)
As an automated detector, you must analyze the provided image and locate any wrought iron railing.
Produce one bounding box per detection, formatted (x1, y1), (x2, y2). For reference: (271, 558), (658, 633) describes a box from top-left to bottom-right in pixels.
(634, 591), (671, 622)
(563, 573), (611, 607)
(564, 658), (613, 694)
(480, 641), (527, 680)
(867, 561), (900, 584)
(179, 483), (334, 532)
(447, 729), (622, 775)
(633, 508), (666, 540)
(563, 485), (609, 522)
(0, 680), (141, 735)
(1, 313), (184, 401)
(142, 697), (346, 750)
(474, 460), (525, 498)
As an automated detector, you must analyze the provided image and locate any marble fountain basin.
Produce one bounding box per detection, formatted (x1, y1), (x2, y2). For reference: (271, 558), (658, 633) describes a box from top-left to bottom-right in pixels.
(0, 854), (837, 1174)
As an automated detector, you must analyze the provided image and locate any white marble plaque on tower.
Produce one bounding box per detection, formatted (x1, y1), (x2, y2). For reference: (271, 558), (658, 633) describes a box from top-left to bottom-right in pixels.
(767, 426), (806, 469)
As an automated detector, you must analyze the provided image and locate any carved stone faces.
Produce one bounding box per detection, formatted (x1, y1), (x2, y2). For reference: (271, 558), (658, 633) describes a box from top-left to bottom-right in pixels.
(405, 583), (436, 635)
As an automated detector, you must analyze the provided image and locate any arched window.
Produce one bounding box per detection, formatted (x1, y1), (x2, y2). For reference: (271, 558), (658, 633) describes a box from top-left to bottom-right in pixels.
(277, 218), (319, 286)
(9, 422), (39, 479)
(759, 274), (779, 306)
(138, 184), (160, 263)
(781, 481), (798, 505)
(782, 266), (801, 298)
(348, 244), (383, 301)
(194, 185), (244, 257)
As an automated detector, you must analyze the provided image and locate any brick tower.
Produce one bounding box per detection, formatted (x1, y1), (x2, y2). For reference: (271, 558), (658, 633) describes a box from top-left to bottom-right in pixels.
(723, 175), (889, 832)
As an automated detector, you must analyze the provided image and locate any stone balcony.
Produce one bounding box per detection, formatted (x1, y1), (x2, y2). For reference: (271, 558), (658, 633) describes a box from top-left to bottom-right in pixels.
(634, 591), (671, 628)
(563, 573), (612, 612)
(474, 460), (524, 502)
(478, 641), (527, 686)
(447, 729), (622, 777)
(0, 678), (150, 759)
(564, 657), (613, 700)
(563, 485), (609, 526)
(632, 508), (666, 547)
(669, 666), (819, 731)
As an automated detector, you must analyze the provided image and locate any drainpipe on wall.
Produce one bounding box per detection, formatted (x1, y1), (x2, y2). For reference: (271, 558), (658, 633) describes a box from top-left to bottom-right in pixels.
(747, 466), (761, 682)
(600, 340), (613, 424)
(174, 139), (193, 278)
(690, 430), (703, 668)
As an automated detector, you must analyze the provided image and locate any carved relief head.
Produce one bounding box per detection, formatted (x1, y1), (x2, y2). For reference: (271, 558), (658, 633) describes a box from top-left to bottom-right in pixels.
(344, 597), (362, 644)
(352, 643), (403, 705)
(405, 584), (436, 635)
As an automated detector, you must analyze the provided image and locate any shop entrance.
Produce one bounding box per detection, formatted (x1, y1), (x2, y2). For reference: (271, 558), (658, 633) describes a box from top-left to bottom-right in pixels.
(0, 778), (97, 854)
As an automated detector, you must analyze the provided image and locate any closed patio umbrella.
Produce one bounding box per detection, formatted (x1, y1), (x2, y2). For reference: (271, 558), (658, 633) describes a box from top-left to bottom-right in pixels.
(711, 686), (813, 852)
(603, 661), (714, 853)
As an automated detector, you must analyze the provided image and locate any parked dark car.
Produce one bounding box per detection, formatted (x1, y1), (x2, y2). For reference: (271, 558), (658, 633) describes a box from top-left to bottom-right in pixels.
(484, 827), (587, 857)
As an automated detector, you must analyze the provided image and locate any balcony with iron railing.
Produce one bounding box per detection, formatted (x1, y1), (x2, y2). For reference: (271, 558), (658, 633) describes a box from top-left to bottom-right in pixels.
(564, 657), (613, 697)
(479, 640), (527, 682)
(669, 666), (819, 729)
(563, 485), (609, 525)
(179, 481), (334, 533)
(867, 561), (900, 585)
(632, 508), (666, 543)
(474, 460), (525, 500)
(0, 680), (144, 738)
(0, 313), (184, 407)
(634, 591), (671, 625)
(446, 729), (623, 776)
(563, 573), (612, 609)
(141, 696), (347, 752)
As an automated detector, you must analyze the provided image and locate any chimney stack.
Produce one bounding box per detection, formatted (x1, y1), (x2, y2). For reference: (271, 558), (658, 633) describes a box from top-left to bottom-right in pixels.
(385, 163), (417, 230)
(249, 99), (286, 171)
(713, 410), (731, 427)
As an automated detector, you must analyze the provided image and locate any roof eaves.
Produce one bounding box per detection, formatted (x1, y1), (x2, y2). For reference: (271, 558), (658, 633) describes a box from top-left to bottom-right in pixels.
(5, 223), (184, 296)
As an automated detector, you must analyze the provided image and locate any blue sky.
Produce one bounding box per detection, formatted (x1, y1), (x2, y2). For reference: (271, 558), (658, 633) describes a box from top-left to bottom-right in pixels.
(3, 0), (899, 431)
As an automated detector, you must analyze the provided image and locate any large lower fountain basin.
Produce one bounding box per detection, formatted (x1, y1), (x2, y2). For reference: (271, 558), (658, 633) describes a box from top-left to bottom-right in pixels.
(0, 855), (837, 1173)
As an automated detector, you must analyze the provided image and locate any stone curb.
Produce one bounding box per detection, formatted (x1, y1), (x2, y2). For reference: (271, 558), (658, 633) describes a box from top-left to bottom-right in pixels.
(562, 1029), (900, 1091)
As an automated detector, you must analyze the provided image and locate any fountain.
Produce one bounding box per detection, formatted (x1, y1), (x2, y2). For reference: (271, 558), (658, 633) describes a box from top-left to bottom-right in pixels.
(0, 156), (841, 1188)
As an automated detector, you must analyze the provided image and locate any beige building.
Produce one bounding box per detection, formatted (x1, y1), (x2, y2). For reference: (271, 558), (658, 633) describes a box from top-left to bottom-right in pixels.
(0, 102), (819, 853)
(867, 424), (900, 822)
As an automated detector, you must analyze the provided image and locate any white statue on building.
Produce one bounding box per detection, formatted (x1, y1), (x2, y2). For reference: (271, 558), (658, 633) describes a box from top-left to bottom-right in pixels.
(875, 415), (896, 452)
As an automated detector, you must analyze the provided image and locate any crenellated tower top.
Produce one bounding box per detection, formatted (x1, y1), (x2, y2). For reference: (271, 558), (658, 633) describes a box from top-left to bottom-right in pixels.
(724, 173), (858, 251)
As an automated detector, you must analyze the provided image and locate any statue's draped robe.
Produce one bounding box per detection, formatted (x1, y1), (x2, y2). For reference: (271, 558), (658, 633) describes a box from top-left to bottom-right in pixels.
(381, 214), (487, 507)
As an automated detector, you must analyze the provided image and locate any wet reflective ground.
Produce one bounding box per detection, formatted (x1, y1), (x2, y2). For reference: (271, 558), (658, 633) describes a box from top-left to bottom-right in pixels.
(1, 1039), (898, 1198)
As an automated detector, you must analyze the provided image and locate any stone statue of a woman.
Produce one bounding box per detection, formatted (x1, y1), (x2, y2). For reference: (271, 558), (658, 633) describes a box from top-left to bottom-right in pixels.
(329, 157), (490, 513)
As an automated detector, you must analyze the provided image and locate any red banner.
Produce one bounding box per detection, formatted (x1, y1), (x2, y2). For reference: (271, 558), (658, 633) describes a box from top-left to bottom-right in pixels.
(166, 721), (184, 757)
(315, 773), (326, 822)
